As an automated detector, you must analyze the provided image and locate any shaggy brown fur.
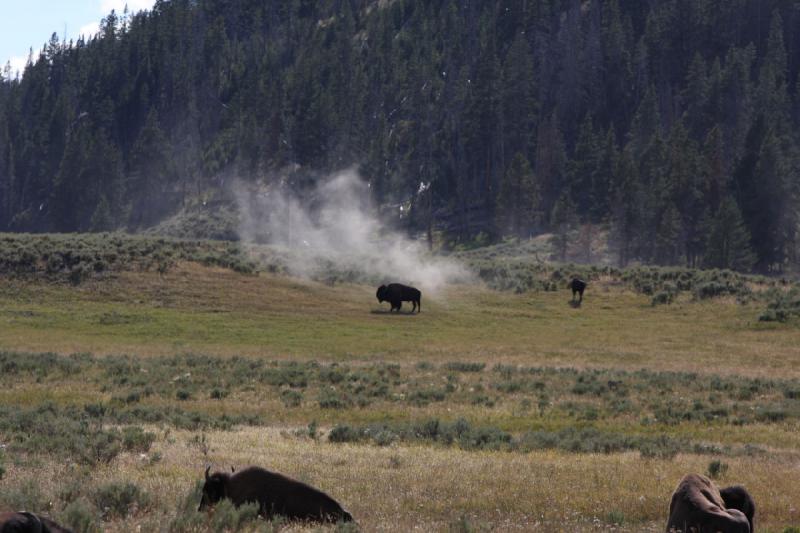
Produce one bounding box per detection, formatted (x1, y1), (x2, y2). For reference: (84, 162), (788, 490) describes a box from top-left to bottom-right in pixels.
(666, 474), (752, 533)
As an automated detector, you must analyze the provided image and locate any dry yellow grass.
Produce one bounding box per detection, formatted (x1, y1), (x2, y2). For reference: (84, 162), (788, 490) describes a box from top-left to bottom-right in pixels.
(3, 427), (798, 532)
(1, 264), (799, 531)
(0, 264), (798, 377)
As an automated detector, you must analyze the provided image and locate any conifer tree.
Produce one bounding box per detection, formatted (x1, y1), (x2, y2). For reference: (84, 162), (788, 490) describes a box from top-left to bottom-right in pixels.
(501, 32), (537, 163)
(497, 153), (539, 241)
(654, 203), (682, 265)
(610, 147), (639, 266)
(567, 114), (601, 218)
(704, 196), (755, 271)
(550, 192), (577, 262)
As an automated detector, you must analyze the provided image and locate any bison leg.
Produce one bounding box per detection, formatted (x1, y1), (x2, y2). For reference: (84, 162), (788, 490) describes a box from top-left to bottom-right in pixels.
(411, 300), (417, 312)
(417, 299), (421, 312)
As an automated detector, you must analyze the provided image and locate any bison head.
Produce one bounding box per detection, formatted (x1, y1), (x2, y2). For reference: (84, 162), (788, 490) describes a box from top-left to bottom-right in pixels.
(198, 466), (230, 511)
(376, 285), (387, 303)
(720, 485), (756, 533)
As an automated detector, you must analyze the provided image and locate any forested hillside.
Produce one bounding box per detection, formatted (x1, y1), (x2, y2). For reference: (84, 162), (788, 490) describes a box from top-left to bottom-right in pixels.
(0, 0), (798, 273)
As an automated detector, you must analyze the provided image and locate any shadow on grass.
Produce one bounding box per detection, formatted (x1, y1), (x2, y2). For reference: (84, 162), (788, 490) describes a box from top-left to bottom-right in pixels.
(568, 300), (582, 308)
(370, 309), (419, 315)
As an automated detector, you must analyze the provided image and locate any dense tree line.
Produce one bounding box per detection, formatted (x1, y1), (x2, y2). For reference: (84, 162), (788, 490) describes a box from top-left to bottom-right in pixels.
(0, 0), (799, 272)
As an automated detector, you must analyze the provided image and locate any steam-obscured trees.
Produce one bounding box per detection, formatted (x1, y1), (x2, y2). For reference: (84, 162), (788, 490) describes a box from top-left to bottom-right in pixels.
(0, 0), (798, 273)
(496, 153), (539, 241)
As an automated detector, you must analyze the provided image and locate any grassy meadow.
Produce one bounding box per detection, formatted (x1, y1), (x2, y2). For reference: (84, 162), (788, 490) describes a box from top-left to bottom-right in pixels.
(0, 234), (799, 532)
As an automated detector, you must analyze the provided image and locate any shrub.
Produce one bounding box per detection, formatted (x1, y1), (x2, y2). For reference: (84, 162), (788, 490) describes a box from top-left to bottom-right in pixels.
(168, 482), (206, 533)
(444, 362), (486, 373)
(318, 387), (353, 409)
(408, 388), (447, 406)
(759, 288), (800, 322)
(209, 387), (228, 399)
(209, 499), (260, 533)
(784, 387), (800, 400)
(334, 521), (360, 533)
(261, 365), (309, 388)
(59, 473), (91, 505)
(121, 426), (156, 453)
(60, 500), (100, 533)
(328, 425), (365, 444)
(93, 481), (151, 519)
(651, 290), (674, 306)
(0, 480), (47, 512)
(280, 389), (303, 408)
(0, 234), (262, 282)
(707, 459), (729, 479)
(607, 510), (625, 526)
(83, 430), (124, 465)
(0, 404), (135, 464)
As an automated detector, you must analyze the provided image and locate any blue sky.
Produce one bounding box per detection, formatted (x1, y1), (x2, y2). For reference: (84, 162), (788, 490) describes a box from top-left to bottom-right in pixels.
(1, 0), (154, 79)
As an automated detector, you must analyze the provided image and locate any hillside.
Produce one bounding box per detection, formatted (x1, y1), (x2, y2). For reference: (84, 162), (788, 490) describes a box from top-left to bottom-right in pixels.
(0, 0), (799, 274)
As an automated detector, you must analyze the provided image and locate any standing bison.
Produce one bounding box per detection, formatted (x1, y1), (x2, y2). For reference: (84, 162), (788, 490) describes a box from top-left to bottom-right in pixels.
(376, 283), (421, 313)
(570, 278), (586, 304)
(0, 512), (73, 533)
(199, 466), (353, 523)
(666, 474), (754, 533)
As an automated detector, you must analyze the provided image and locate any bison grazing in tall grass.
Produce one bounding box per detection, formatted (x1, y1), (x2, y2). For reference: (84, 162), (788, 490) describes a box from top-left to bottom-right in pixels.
(376, 283), (421, 313)
(0, 512), (73, 533)
(199, 466), (353, 523)
(666, 474), (754, 533)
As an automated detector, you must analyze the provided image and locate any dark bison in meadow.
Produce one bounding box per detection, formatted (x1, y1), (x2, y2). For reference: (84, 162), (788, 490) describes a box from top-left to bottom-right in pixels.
(376, 283), (421, 313)
(570, 277), (587, 304)
(199, 466), (353, 523)
(666, 474), (754, 533)
(0, 512), (73, 533)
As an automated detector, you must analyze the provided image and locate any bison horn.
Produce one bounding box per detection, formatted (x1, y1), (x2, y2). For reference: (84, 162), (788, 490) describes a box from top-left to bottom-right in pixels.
(231, 465), (235, 472)
(205, 465), (211, 480)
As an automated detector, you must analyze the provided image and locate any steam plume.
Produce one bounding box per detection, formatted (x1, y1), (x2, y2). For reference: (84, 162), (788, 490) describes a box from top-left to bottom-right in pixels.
(235, 169), (468, 292)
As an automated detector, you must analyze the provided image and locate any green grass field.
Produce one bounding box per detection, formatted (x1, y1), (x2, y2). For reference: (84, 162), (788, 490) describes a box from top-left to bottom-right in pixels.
(1, 241), (799, 532)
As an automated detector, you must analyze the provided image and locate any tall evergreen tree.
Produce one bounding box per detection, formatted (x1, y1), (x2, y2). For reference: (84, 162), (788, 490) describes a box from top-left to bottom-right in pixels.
(496, 152), (539, 241)
(550, 191), (578, 262)
(704, 196), (756, 271)
(610, 147), (640, 266)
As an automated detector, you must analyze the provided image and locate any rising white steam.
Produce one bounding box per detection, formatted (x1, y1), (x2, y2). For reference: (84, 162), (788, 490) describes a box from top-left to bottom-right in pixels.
(235, 169), (469, 292)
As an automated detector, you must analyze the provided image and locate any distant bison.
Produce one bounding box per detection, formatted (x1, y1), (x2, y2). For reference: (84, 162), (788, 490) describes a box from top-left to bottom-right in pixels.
(199, 466), (353, 523)
(666, 474), (753, 533)
(376, 283), (421, 313)
(0, 512), (73, 533)
(570, 278), (586, 304)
